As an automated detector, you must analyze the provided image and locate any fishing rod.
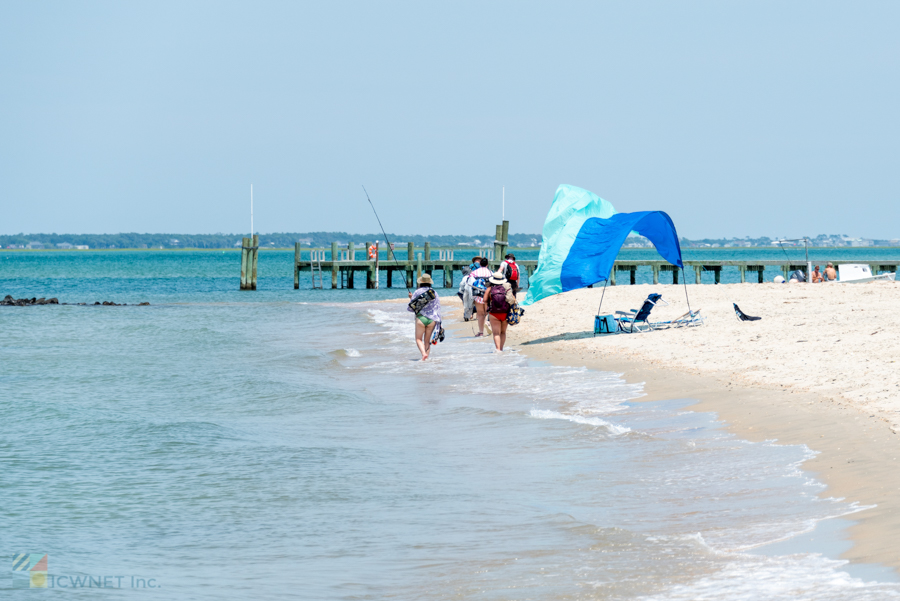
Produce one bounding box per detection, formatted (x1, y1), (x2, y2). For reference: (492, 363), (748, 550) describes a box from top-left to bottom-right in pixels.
(363, 185), (412, 294)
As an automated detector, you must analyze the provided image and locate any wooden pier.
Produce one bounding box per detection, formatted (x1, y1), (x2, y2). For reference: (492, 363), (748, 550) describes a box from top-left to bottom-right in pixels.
(292, 252), (900, 289)
(251, 218), (900, 290)
(294, 221), (524, 289)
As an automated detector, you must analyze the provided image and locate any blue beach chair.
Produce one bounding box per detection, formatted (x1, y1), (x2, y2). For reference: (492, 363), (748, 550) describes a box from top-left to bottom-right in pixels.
(615, 293), (667, 333)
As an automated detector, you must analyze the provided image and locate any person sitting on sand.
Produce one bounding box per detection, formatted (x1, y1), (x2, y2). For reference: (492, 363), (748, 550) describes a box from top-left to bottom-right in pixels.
(483, 271), (516, 352)
(408, 274), (442, 361)
(824, 262), (837, 282)
(812, 265), (823, 283)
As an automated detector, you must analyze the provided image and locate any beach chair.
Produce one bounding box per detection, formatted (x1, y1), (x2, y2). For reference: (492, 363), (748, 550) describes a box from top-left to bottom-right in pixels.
(615, 293), (667, 333)
(671, 309), (704, 328)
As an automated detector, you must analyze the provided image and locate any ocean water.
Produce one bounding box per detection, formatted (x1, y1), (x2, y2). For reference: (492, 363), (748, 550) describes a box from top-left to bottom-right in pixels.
(3, 246), (900, 296)
(2, 251), (900, 599)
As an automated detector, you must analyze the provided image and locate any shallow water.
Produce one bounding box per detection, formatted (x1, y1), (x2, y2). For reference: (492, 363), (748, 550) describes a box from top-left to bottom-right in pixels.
(2, 252), (899, 599)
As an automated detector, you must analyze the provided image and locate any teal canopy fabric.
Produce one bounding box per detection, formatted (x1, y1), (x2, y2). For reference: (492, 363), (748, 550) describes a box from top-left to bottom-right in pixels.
(523, 186), (683, 306)
(521, 185), (617, 306)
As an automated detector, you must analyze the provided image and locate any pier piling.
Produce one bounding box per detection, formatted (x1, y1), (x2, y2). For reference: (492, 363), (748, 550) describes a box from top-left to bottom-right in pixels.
(374, 241), (380, 289)
(406, 242), (414, 288)
(294, 243), (301, 289)
(250, 235), (259, 290)
(500, 220), (509, 259)
(240, 237), (249, 289)
(240, 236), (258, 290)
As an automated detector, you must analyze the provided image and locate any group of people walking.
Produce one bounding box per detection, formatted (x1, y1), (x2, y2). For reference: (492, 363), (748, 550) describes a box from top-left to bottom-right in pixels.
(407, 253), (521, 360)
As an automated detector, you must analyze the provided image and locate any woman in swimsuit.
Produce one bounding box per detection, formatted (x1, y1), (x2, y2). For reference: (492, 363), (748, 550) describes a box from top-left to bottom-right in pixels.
(483, 271), (516, 352)
(408, 273), (442, 361)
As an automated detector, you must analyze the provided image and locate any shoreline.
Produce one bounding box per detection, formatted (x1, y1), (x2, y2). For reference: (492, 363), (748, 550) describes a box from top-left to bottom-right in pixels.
(482, 282), (900, 574)
(509, 343), (900, 573)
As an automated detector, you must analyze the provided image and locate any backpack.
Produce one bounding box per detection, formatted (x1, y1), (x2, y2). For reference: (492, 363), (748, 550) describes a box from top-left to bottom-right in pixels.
(504, 261), (519, 282)
(471, 276), (488, 293)
(489, 285), (510, 313)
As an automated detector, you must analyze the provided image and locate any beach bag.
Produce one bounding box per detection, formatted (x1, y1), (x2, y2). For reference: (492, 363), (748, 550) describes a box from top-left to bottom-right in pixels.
(408, 288), (436, 314)
(594, 314), (618, 335)
(507, 304), (524, 325)
(489, 285), (510, 313)
(504, 261), (519, 282)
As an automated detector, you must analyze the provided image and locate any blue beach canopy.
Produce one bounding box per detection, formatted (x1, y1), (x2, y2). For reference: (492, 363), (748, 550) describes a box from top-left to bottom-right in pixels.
(523, 186), (683, 306)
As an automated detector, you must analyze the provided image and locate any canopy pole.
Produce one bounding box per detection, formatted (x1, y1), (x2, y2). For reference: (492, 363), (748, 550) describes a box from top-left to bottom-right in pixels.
(681, 267), (694, 320)
(595, 279), (609, 316)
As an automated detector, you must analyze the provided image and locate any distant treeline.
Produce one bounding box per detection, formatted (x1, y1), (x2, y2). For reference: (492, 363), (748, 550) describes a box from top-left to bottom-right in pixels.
(0, 232), (544, 250)
(3, 231), (896, 250)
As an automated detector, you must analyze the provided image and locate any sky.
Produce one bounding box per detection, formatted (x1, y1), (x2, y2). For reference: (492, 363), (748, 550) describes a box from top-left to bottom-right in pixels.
(2, 1), (899, 239)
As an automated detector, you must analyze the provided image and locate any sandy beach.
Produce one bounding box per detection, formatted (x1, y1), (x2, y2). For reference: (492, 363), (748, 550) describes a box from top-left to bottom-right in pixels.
(494, 280), (900, 571)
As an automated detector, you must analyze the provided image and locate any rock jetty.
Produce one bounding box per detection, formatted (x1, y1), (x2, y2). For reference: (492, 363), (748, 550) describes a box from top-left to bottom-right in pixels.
(2, 295), (149, 307)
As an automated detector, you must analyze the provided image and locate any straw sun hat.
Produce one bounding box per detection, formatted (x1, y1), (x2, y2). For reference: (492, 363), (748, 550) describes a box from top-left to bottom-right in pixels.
(417, 273), (434, 285)
(488, 271), (508, 285)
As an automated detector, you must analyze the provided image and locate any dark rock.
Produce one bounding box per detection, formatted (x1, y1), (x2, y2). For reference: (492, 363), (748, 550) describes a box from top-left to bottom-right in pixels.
(1, 295), (133, 307)
(138, 302), (150, 306)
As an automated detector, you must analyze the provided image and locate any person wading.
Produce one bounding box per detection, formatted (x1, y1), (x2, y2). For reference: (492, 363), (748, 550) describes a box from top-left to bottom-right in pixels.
(408, 274), (442, 361)
(483, 271), (516, 352)
(470, 258), (493, 337)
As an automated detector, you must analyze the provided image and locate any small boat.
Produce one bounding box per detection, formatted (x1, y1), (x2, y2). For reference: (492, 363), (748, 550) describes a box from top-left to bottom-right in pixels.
(838, 264), (896, 283)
